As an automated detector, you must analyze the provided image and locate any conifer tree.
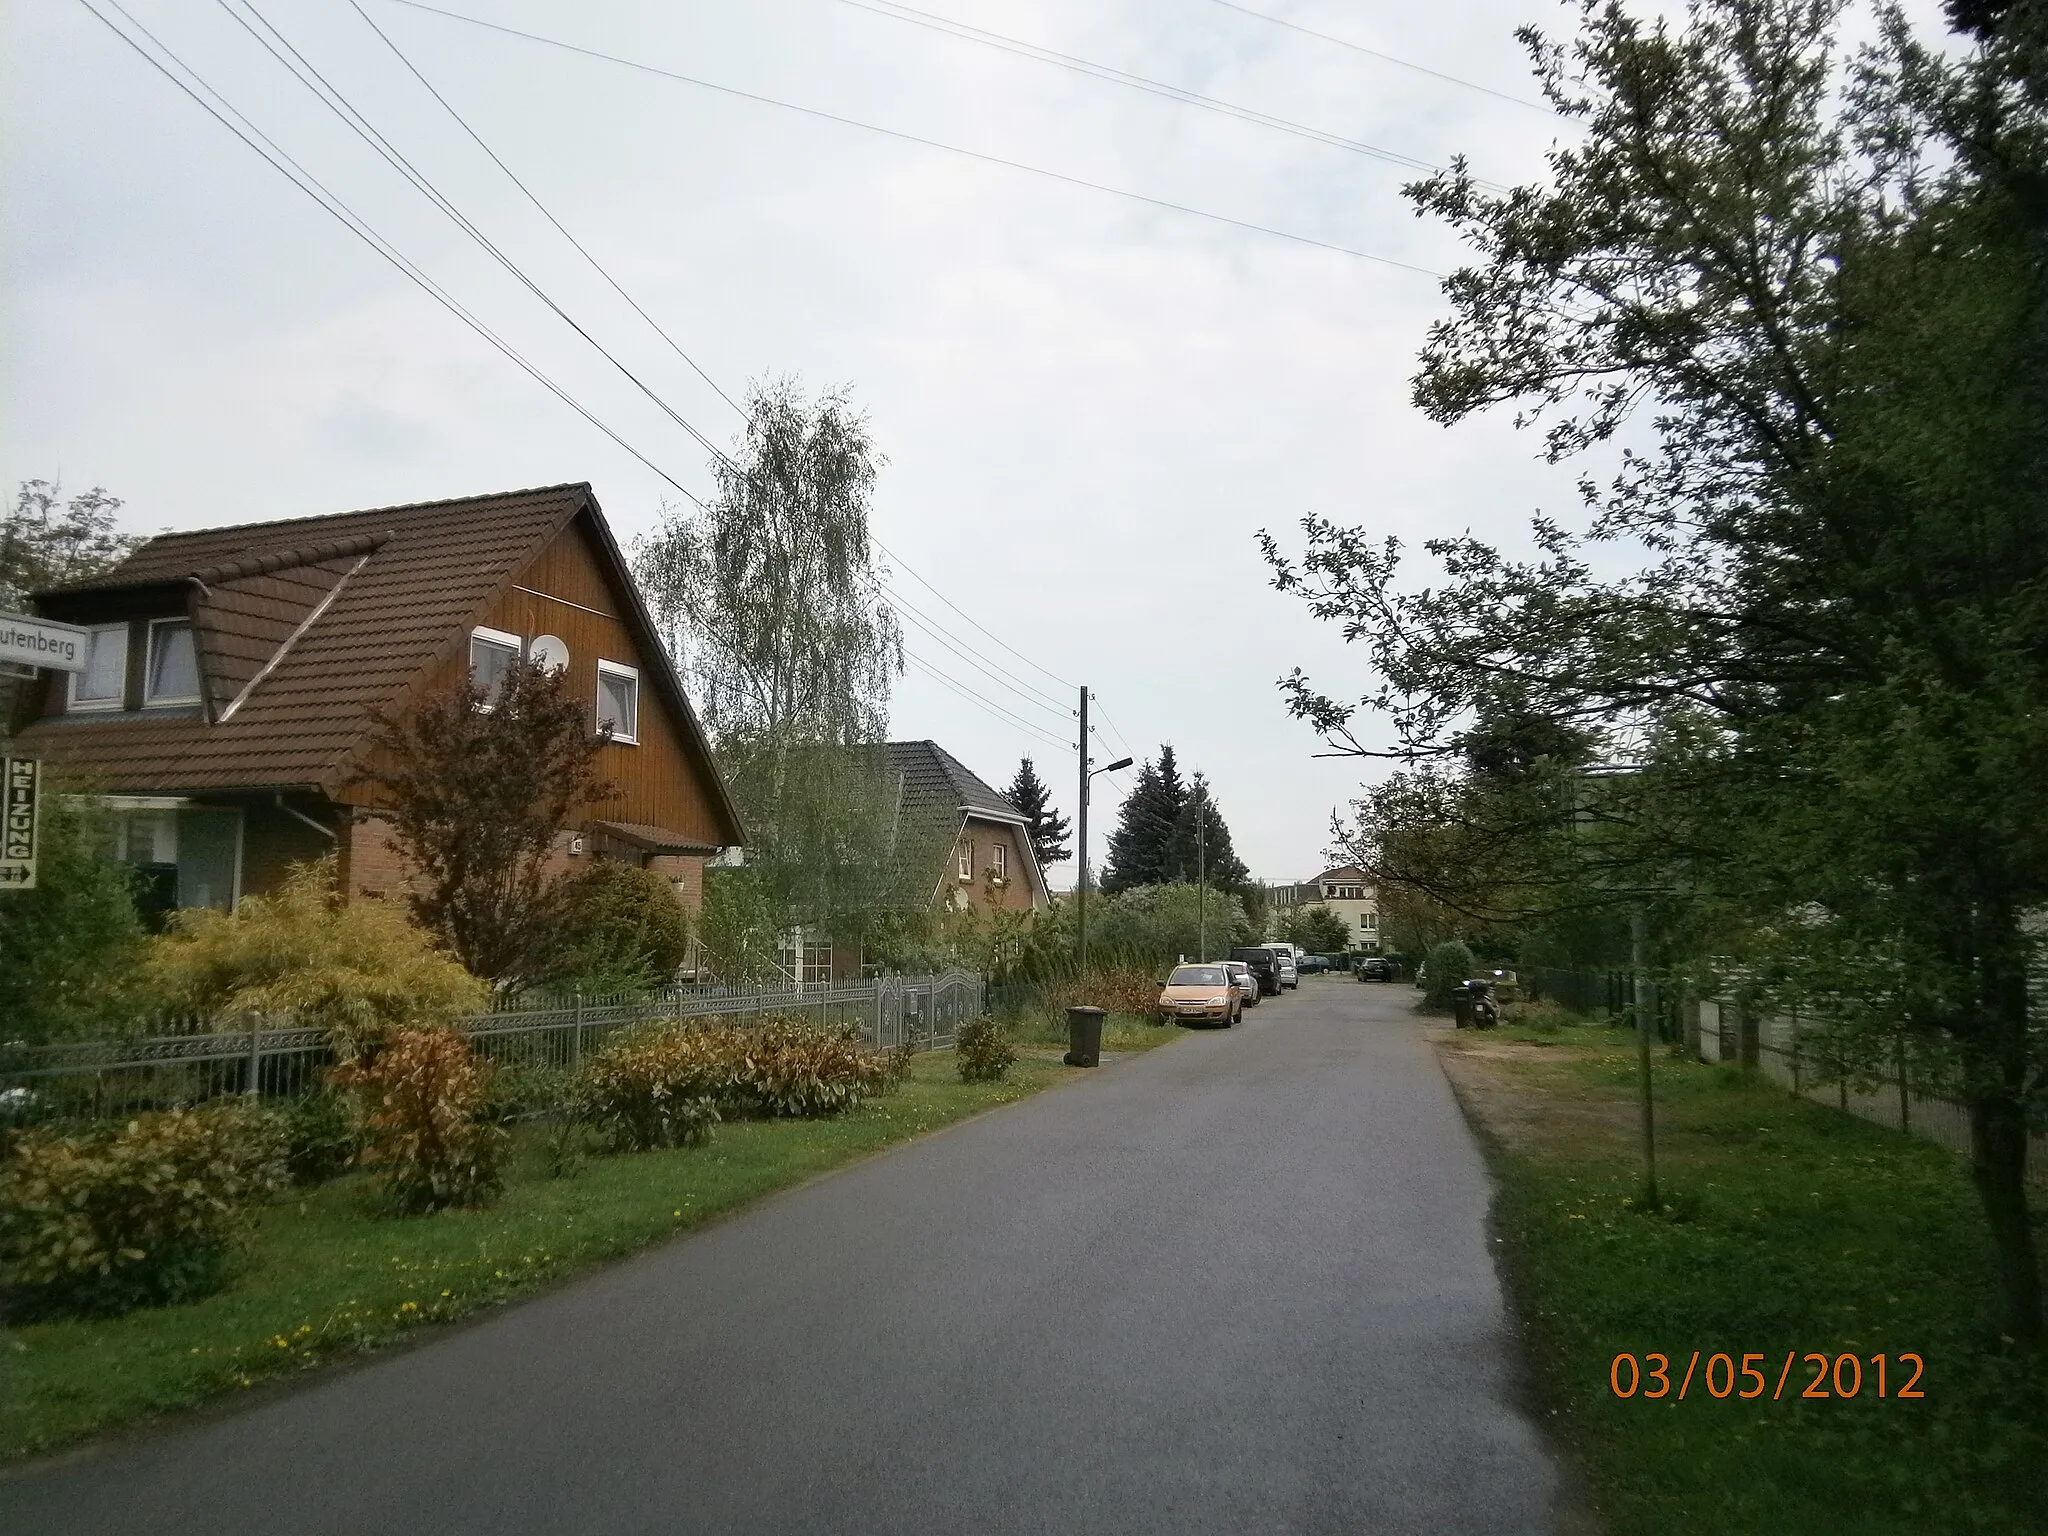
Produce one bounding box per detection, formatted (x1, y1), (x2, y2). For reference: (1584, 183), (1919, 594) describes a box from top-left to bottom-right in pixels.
(1101, 746), (1188, 892)
(1005, 757), (1071, 866)
(1167, 774), (1252, 893)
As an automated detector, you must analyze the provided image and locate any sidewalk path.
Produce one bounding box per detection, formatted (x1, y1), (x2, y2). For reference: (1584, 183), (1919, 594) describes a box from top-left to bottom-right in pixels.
(5, 982), (1564, 1534)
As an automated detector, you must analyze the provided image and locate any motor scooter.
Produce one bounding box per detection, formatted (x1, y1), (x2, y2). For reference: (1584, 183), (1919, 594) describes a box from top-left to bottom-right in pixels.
(1455, 977), (1501, 1030)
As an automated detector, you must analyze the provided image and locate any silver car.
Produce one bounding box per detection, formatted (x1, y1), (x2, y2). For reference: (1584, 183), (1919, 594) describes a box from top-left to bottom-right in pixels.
(1222, 959), (1261, 1009)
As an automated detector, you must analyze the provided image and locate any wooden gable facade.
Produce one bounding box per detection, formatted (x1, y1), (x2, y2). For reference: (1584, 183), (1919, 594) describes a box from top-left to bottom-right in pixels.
(12, 483), (742, 922)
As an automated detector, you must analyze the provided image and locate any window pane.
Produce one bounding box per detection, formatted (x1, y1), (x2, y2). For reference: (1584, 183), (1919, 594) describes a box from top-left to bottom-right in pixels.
(470, 635), (518, 701)
(147, 622), (199, 701)
(177, 809), (240, 911)
(75, 626), (125, 703)
(598, 669), (637, 738)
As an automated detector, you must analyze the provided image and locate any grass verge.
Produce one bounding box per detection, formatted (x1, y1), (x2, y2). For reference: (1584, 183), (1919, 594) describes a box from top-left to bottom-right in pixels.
(1436, 1021), (2047, 1535)
(2, 1051), (1085, 1462)
(1007, 1008), (1189, 1053)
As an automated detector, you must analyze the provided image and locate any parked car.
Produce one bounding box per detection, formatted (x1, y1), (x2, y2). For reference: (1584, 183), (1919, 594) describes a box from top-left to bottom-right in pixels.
(1157, 963), (1241, 1026)
(1296, 954), (1330, 975)
(1221, 959), (1261, 1008)
(1358, 956), (1396, 982)
(1269, 944), (1301, 990)
(1228, 945), (1282, 996)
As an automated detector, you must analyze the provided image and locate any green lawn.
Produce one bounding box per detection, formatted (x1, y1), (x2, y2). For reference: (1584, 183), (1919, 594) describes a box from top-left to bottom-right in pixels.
(2, 1047), (1141, 1461)
(1438, 1022), (2048, 1535)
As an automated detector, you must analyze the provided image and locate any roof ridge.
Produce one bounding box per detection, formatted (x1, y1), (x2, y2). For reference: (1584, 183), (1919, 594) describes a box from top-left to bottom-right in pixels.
(123, 482), (593, 548)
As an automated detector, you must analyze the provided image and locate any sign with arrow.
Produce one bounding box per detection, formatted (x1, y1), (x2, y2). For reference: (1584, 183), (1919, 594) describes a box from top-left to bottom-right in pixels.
(1, 756), (40, 891)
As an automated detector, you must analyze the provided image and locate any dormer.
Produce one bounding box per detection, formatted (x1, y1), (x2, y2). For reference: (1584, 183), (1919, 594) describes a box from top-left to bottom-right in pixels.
(45, 609), (203, 718)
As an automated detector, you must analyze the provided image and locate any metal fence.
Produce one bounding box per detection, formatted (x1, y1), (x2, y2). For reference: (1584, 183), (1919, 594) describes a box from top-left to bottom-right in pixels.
(0, 971), (985, 1123)
(1521, 972), (2046, 1171)
(1700, 1000), (2048, 1169)
(1521, 966), (1686, 1042)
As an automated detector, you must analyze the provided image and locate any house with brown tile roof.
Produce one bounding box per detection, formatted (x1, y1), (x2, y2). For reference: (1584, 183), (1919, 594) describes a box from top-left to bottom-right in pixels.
(9, 483), (742, 923)
(879, 739), (1047, 914)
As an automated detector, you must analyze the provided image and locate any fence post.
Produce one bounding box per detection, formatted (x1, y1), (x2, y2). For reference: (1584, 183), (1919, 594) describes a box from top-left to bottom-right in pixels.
(246, 1014), (264, 1098)
(1897, 1031), (1910, 1133)
(572, 992), (584, 1070)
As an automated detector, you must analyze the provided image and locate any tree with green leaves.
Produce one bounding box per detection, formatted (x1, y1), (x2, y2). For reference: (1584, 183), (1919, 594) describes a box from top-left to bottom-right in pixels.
(0, 784), (144, 1041)
(365, 660), (614, 985)
(2, 480), (134, 609)
(634, 377), (903, 951)
(1279, 905), (1352, 956)
(1005, 757), (1070, 867)
(1265, 0), (2048, 1340)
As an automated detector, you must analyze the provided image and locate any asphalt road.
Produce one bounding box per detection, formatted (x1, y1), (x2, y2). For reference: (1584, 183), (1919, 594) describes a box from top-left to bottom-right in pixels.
(5, 981), (1565, 1535)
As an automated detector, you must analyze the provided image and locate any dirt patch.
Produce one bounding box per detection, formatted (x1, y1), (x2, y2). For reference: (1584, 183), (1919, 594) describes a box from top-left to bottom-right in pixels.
(1434, 1034), (1638, 1159)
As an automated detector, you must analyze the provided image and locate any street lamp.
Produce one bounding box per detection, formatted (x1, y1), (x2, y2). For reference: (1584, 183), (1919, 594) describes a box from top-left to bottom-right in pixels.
(1075, 684), (1131, 981)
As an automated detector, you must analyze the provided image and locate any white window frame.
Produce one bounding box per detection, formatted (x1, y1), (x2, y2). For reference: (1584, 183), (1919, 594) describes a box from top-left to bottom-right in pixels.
(991, 841), (1007, 880)
(68, 622), (128, 712)
(595, 659), (640, 744)
(957, 839), (973, 881)
(468, 626), (521, 705)
(143, 617), (202, 707)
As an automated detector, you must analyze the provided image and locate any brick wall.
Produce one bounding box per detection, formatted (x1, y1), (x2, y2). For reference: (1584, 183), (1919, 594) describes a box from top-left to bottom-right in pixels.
(338, 814), (410, 901)
(646, 853), (705, 914)
(239, 801), (338, 899)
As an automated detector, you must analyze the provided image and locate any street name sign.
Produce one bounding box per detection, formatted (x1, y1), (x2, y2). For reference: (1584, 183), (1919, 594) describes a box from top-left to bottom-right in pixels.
(1, 756), (39, 890)
(0, 612), (90, 672)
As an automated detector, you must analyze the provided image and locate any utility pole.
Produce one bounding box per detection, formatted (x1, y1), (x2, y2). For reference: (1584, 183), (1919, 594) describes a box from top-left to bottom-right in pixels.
(1196, 798), (1207, 962)
(1077, 685), (1090, 980)
(1632, 905), (1659, 1209)
(1073, 687), (1130, 987)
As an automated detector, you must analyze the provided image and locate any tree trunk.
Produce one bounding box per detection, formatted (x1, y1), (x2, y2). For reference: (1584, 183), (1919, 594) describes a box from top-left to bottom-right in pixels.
(1967, 1085), (2042, 1346)
(1967, 944), (2043, 1347)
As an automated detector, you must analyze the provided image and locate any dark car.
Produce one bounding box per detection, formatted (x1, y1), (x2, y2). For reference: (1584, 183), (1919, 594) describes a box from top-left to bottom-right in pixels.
(1357, 956), (1396, 982)
(1228, 945), (1283, 996)
(1297, 954), (1330, 975)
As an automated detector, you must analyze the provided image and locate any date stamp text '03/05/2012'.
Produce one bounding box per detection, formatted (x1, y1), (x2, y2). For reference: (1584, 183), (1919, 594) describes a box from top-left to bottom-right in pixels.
(1610, 1351), (1925, 1401)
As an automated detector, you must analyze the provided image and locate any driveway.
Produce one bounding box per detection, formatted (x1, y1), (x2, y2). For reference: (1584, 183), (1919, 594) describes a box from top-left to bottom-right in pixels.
(5, 980), (1565, 1534)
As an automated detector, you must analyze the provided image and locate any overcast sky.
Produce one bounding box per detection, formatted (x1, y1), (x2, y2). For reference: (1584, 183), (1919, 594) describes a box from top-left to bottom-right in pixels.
(3, 0), (1741, 879)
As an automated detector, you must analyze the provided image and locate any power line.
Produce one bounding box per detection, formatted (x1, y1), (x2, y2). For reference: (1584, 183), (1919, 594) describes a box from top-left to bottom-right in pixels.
(382, 0), (1445, 277)
(107, 0), (1152, 732)
(828, 0), (1501, 188)
(903, 648), (1072, 749)
(76, 0), (706, 505)
(1200, 0), (1554, 114)
(889, 592), (1075, 722)
(323, 1), (1176, 719)
(340, 0), (746, 418)
(1089, 695), (1140, 760)
(216, 0), (736, 476)
(873, 537), (1076, 691)
(877, 571), (1073, 715)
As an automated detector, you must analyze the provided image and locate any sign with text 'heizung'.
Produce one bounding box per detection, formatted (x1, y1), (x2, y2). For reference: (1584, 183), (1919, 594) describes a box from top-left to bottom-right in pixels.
(0, 612), (90, 673)
(1, 756), (40, 891)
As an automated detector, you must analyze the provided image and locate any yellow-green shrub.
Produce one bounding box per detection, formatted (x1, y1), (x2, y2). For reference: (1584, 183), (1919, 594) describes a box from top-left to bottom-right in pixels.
(573, 1017), (891, 1145)
(0, 1102), (288, 1317)
(955, 1016), (1015, 1083)
(330, 1028), (503, 1212)
(145, 857), (487, 1046)
(570, 1028), (727, 1152)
